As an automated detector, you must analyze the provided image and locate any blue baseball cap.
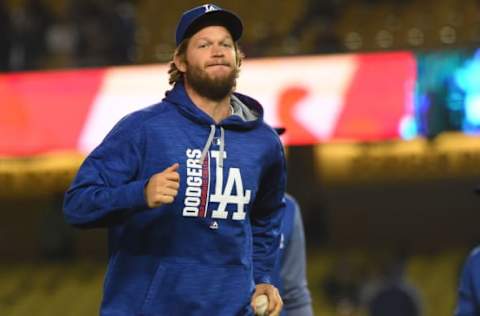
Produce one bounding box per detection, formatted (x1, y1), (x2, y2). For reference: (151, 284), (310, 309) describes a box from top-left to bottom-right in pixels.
(175, 4), (243, 46)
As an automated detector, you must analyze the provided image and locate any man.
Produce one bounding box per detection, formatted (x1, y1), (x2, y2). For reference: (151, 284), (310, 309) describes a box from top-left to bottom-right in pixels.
(273, 194), (314, 316)
(455, 245), (480, 316)
(63, 4), (285, 316)
(271, 128), (314, 316)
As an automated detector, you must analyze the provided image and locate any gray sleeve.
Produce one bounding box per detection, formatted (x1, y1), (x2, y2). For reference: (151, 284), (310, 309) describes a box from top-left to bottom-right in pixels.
(280, 203), (314, 316)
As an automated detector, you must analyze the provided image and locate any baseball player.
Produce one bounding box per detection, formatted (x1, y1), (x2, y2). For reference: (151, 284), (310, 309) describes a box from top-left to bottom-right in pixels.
(64, 4), (285, 316)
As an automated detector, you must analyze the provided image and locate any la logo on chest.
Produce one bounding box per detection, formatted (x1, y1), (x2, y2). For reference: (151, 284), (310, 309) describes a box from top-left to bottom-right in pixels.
(183, 148), (252, 221)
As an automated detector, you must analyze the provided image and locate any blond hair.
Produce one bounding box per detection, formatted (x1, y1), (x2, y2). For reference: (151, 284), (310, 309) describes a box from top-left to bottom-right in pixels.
(168, 39), (244, 85)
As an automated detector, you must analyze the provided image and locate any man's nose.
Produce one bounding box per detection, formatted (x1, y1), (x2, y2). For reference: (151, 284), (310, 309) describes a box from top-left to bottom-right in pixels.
(211, 44), (225, 57)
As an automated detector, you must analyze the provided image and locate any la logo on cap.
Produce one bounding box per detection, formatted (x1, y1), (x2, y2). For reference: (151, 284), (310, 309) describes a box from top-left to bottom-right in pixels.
(203, 4), (219, 12)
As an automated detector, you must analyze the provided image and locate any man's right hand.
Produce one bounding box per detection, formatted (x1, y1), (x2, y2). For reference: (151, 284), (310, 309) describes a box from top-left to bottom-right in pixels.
(144, 163), (180, 208)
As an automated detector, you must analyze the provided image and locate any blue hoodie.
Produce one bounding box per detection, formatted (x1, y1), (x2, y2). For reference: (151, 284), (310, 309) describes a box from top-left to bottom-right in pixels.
(456, 246), (480, 316)
(63, 82), (286, 316)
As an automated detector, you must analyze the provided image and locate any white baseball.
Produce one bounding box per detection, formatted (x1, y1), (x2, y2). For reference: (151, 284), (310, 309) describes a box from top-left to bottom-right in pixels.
(254, 294), (269, 316)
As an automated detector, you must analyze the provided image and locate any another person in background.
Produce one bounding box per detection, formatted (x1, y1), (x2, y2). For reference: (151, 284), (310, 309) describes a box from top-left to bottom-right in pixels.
(270, 127), (314, 316)
(455, 245), (480, 316)
(63, 4), (285, 316)
(363, 252), (421, 316)
(273, 194), (314, 315)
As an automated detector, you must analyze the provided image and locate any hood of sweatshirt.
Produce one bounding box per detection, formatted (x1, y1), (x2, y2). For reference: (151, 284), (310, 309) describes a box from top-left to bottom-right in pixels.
(164, 82), (263, 130)
(164, 82), (265, 168)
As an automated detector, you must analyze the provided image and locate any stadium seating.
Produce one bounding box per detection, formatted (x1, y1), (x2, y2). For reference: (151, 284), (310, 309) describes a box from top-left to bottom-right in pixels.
(0, 249), (466, 315)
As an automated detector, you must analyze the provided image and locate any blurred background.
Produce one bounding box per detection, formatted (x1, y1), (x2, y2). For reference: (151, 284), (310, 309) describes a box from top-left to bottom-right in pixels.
(2, 0), (480, 315)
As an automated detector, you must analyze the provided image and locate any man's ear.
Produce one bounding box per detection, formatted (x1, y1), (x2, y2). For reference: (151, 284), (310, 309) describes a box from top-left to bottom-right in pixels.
(174, 53), (187, 73)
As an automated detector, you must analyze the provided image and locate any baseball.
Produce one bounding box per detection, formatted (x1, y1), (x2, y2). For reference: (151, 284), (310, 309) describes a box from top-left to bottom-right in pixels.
(254, 294), (269, 316)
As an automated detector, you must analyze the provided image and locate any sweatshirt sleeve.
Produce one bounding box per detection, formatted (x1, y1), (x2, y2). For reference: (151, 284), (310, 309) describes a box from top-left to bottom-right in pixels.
(250, 139), (286, 285)
(63, 119), (148, 228)
(281, 201), (314, 316)
(455, 247), (480, 316)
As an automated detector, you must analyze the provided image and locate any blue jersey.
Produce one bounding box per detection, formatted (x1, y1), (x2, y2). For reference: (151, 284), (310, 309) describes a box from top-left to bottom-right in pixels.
(63, 82), (286, 316)
(456, 246), (480, 316)
(272, 194), (313, 316)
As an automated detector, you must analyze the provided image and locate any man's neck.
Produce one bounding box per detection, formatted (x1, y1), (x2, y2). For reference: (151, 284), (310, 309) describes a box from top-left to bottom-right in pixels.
(184, 82), (231, 123)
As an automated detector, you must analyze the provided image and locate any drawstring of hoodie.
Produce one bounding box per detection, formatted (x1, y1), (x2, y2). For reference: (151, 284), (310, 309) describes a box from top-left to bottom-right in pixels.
(219, 127), (225, 168)
(199, 125), (225, 168)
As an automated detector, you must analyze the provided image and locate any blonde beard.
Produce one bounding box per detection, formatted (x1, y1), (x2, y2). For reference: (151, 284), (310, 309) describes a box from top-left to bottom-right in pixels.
(185, 63), (238, 101)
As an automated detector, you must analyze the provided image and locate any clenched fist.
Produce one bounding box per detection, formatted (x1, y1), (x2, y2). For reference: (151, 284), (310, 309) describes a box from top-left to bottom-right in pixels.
(144, 163), (180, 208)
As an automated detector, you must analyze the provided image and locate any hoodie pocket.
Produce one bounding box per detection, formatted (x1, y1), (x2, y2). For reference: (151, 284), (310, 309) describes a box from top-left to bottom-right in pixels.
(140, 262), (253, 316)
(141, 263), (167, 311)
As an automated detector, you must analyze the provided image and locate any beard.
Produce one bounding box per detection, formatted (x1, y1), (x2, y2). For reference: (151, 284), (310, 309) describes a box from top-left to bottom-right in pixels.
(185, 62), (238, 101)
